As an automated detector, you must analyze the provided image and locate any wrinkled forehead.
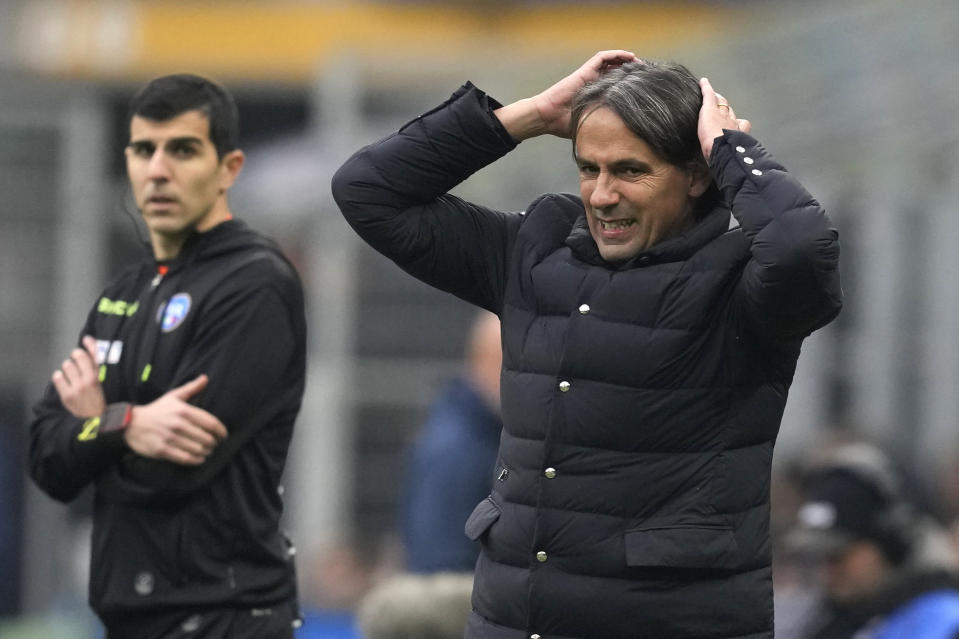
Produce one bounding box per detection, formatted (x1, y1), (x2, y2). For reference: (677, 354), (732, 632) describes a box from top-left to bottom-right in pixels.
(573, 106), (664, 164)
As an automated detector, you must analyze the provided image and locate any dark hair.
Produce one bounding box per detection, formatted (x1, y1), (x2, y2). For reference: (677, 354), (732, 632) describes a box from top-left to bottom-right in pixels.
(570, 60), (717, 212)
(127, 73), (239, 159)
(803, 444), (915, 565)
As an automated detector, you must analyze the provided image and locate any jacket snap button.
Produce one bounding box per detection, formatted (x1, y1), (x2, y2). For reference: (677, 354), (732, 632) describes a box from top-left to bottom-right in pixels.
(531, 635), (542, 639)
(743, 157), (754, 165)
(134, 571), (154, 595)
(752, 169), (763, 176)
(736, 145), (746, 153)
(578, 303), (590, 315)
(544, 467), (556, 479)
(558, 381), (570, 392)
(536, 551), (548, 562)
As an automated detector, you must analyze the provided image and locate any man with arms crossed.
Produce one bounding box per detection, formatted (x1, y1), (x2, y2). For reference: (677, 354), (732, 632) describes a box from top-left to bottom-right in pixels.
(333, 51), (842, 638)
(30, 74), (306, 639)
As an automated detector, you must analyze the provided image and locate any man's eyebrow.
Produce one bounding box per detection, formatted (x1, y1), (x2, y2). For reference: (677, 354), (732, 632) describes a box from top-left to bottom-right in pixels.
(573, 155), (652, 170)
(610, 159), (652, 170)
(127, 136), (204, 147)
(165, 136), (204, 147)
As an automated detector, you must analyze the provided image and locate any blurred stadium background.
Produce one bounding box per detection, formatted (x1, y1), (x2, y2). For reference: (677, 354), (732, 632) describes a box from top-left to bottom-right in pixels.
(1, 0), (959, 636)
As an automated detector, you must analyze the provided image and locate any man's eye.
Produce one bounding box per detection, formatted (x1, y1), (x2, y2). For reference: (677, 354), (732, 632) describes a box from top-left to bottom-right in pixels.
(578, 165), (599, 176)
(131, 145), (154, 157)
(171, 144), (197, 157)
(621, 166), (644, 178)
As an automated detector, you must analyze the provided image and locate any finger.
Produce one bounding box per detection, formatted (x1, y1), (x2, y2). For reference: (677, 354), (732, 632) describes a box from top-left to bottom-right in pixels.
(737, 118), (752, 134)
(595, 49), (637, 64)
(163, 446), (206, 466)
(711, 91), (734, 118)
(595, 49), (638, 69)
(52, 370), (70, 398)
(170, 374), (209, 401)
(82, 336), (100, 364)
(176, 403), (228, 441)
(170, 432), (216, 458)
(60, 359), (80, 386)
(185, 407), (229, 440)
(172, 417), (221, 450)
(140, 428), (208, 465)
(70, 347), (98, 381)
(585, 50), (639, 80)
(699, 77), (718, 109)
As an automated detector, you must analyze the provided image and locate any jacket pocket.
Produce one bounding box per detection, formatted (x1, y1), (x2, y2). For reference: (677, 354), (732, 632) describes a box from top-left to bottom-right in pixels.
(464, 496), (501, 541)
(624, 520), (739, 570)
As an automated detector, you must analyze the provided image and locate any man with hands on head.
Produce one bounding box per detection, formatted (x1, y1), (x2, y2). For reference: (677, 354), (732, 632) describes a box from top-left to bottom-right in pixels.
(30, 74), (306, 639)
(333, 50), (841, 639)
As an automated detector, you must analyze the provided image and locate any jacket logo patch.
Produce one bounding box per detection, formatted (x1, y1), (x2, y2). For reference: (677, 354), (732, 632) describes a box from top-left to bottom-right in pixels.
(97, 297), (139, 317)
(95, 339), (123, 364)
(77, 417), (100, 441)
(159, 293), (192, 332)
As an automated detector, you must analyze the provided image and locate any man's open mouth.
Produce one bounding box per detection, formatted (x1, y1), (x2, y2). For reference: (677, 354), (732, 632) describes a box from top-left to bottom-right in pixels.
(599, 219), (635, 230)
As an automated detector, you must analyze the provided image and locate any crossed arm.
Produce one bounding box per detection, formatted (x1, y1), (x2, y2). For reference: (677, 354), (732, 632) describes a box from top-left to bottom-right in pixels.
(53, 335), (227, 466)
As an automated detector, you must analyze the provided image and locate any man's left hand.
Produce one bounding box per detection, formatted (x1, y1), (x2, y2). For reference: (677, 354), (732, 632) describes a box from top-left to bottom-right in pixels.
(698, 77), (751, 160)
(52, 335), (106, 419)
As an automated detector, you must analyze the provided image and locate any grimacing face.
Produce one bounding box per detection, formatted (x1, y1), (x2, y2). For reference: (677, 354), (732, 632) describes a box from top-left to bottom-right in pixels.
(126, 109), (243, 258)
(575, 106), (708, 262)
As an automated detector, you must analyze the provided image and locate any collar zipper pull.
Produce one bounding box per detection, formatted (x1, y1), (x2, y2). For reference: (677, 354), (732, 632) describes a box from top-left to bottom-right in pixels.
(152, 265), (169, 288)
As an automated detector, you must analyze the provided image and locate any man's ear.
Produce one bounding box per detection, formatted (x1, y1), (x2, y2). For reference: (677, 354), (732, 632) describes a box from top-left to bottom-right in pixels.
(218, 150), (245, 192)
(687, 162), (711, 198)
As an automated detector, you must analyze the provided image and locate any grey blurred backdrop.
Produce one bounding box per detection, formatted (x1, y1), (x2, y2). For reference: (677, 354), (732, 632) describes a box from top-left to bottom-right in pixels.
(2, 0), (959, 634)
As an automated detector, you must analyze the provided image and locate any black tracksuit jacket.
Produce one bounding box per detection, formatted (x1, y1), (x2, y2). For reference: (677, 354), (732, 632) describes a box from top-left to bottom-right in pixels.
(332, 84), (843, 639)
(29, 219), (306, 620)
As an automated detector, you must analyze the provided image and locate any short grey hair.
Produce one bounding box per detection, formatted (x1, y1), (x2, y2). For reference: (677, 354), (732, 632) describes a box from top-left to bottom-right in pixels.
(571, 60), (707, 175)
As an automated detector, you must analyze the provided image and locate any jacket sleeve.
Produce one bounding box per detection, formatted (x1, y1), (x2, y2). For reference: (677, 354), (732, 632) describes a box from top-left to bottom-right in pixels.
(99, 259), (306, 502)
(711, 130), (842, 339)
(29, 313), (128, 503)
(331, 82), (523, 315)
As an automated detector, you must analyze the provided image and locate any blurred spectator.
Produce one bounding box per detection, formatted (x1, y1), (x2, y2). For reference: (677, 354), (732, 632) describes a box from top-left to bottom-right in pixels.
(400, 311), (502, 572)
(785, 442), (959, 639)
(301, 542), (378, 613)
(355, 572), (473, 639)
(295, 540), (383, 639)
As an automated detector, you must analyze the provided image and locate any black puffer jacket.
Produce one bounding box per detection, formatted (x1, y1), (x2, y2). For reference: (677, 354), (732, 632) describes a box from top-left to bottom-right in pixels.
(333, 83), (842, 639)
(29, 220), (306, 618)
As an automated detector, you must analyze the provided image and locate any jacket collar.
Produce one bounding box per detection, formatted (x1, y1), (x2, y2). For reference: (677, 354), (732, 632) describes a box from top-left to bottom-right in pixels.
(153, 219), (249, 274)
(565, 206), (732, 269)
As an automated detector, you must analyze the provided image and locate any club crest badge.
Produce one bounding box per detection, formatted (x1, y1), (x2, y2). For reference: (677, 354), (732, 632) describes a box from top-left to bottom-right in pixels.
(160, 293), (192, 332)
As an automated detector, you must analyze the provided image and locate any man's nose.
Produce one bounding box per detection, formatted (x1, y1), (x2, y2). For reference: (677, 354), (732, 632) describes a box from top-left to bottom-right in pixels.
(590, 173), (619, 209)
(147, 150), (171, 181)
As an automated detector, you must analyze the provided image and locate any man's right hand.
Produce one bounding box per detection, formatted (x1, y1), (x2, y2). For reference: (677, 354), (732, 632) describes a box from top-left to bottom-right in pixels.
(125, 375), (228, 465)
(494, 50), (638, 141)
